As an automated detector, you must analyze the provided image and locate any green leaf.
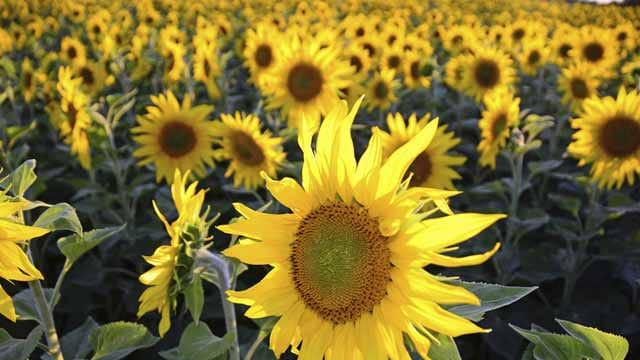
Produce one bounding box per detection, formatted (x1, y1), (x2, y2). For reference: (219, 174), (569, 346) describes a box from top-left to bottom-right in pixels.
(178, 323), (235, 360)
(511, 325), (598, 360)
(427, 332), (461, 360)
(58, 224), (125, 264)
(60, 317), (99, 360)
(6, 122), (36, 150)
(446, 282), (537, 321)
(184, 274), (204, 324)
(0, 326), (42, 360)
(12, 288), (53, 323)
(548, 194), (581, 218)
(34, 203), (83, 234)
(0, 159), (37, 196)
(90, 321), (159, 360)
(527, 160), (562, 177)
(556, 319), (629, 360)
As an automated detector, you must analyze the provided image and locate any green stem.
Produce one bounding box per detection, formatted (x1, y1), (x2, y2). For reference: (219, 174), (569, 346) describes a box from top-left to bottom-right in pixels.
(49, 260), (71, 311)
(244, 330), (268, 360)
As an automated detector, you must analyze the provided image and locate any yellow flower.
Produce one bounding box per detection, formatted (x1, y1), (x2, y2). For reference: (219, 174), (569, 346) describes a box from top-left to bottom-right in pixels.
(364, 69), (399, 112)
(163, 43), (186, 85)
(132, 91), (216, 184)
(518, 38), (549, 76)
(74, 60), (107, 97)
(570, 27), (619, 79)
(212, 112), (286, 190)
(557, 62), (600, 113)
(55, 66), (92, 169)
(60, 36), (87, 68)
(243, 22), (281, 92)
(403, 51), (433, 90)
(445, 53), (472, 92)
(0, 201), (50, 322)
(568, 87), (640, 189)
(264, 33), (351, 128)
(193, 42), (221, 99)
(219, 98), (504, 359)
(463, 46), (515, 102)
(375, 113), (466, 190)
(477, 90), (520, 169)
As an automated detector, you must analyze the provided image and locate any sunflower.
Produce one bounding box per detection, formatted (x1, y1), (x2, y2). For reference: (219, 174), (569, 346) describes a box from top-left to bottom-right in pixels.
(265, 35), (351, 128)
(440, 24), (476, 55)
(20, 58), (37, 103)
(55, 66), (92, 169)
(193, 42), (221, 99)
(375, 113), (466, 190)
(0, 200), (50, 322)
(571, 27), (619, 79)
(212, 112), (285, 190)
(613, 22), (637, 53)
(219, 98), (504, 359)
(568, 88), (640, 189)
(403, 51), (433, 90)
(518, 38), (549, 76)
(163, 43), (186, 85)
(621, 55), (640, 89)
(132, 91), (216, 184)
(365, 69), (399, 112)
(86, 14), (107, 44)
(138, 170), (208, 337)
(343, 45), (372, 80)
(380, 45), (405, 74)
(477, 90), (520, 169)
(243, 22), (281, 92)
(557, 62), (600, 113)
(74, 60), (107, 97)
(463, 46), (515, 102)
(0, 28), (12, 56)
(60, 36), (87, 68)
(445, 53), (472, 92)
(549, 28), (577, 66)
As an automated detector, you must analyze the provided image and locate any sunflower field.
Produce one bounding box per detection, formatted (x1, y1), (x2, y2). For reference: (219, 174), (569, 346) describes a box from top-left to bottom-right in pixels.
(1, 0), (639, 359)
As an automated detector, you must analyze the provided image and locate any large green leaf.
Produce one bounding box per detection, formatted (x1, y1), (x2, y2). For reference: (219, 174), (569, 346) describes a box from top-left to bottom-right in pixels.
(58, 224), (125, 264)
(511, 325), (598, 360)
(556, 319), (629, 360)
(178, 323), (235, 360)
(0, 326), (42, 360)
(34, 203), (83, 234)
(60, 317), (99, 360)
(427, 332), (461, 360)
(0, 159), (37, 196)
(446, 281), (537, 321)
(90, 321), (158, 360)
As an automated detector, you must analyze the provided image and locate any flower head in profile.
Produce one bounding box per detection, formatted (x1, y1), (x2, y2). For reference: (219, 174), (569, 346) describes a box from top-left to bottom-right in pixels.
(219, 98), (505, 359)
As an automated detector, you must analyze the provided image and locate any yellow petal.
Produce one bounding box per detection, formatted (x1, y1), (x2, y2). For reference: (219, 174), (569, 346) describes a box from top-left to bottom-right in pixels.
(0, 219), (50, 242)
(269, 300), (305, 357)
(0, 201), (29, 217)
(263, 174), (314, 216)
(218, 203), (298, 244)
(411, 213), (506, 252)
(0, 242), (43, 280)
(0, 284), (16, 322)
(428, 242), (501, 267)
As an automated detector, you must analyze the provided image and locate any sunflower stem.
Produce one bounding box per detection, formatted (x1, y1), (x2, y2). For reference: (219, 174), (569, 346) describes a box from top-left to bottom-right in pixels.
(244, 329), (268, 360)
(49, 259), (71, 311)
(198, 249), (240, 360)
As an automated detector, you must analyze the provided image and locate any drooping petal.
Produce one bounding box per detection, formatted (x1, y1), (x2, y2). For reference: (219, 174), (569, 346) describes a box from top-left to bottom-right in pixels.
(0, 284), (16, 322)
(427, 242), (501, 267)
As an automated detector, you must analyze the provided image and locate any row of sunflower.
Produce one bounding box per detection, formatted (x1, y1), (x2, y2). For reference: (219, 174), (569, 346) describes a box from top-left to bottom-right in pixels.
(0, 0), (638, 359)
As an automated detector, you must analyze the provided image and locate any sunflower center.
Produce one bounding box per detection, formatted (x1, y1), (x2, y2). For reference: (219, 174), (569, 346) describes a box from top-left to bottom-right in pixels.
(92, 25), (100, 34)
(527, 50), (541, 65)
(387, 35), (397, 46)
(255, 44), (272, 67)
(67, 103), (78, 128)
(598, 116), (640, 158)
(617, 32), (627, 42)
(159, 121), (198, 158)
(452, 35), (463, 45)
(492, 113), (508, 139)
(287, 63), (323, 102)
(24, 71), (33, 87)
(349, 55), (363, 74)
(410, 61), (420, 79)
(355, 27), (365, 37)
(512, 28), (525, 41)
(291, 202), (391, 324)
(583, 42), (604, 63)
(67, 46), (77, 59)
(362, 43), (375, 57)
(559, 44), (572, 59)
(373, 81), (388, 99)
(570, 78), (589, 99)
(203, 59), (211, 77)
(408, 152), (432, 186)
(474, 60), (500, 89)
(229, 130), (265, 166)
(387, 55), (400, 69)
(80, 67), (94, 86)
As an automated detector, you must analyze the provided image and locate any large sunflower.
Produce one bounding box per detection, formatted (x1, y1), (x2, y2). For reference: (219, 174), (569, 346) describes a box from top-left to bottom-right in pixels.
(212, 112), (286, 190)
(265, 34), (351, 128)
(219, 98), (505, 359)
(477, 90), (520, 169)
(557, 62), (600, 113)
(132, 91), (216, 183)
(568, 88), (640, 189)
(375, 113), (465, 190)
(0, 200), (50, 322)
(463, 46), (515, 102)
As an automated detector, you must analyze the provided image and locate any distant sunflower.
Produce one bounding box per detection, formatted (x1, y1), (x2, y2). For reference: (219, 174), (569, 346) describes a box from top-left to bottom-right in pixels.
(463, 47), (515, 102)
(478, 90), (520, 169)
(60, 36), (87, 67)
(549, 29), (577, 66)
(163, 43), (186, 85)
(557, 62), (600, 112)
(20, 58), (37, 103)
(365, 69), (399, 112)
(74, 60), (107, 97)
(193, 42), (221, 99)
(518, 39), (549, 76)
(445, 53), (472, 92)
(132, 91), (216, 183)
(219, 98), (504, 359)
(375, 113), (466, 189)
(568, 88), (640, 189)
(55, 66), (92, 169)
(243, 22), (281, 91)
(265, 35), (350, 128)
(403, 52), (432, 90)
(571, 28), (618, 78)
(621, 56), (640, 89)
(212, 112), (286, 190)
(0, 200), (50, 322)
(380, 45), (404, 74)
